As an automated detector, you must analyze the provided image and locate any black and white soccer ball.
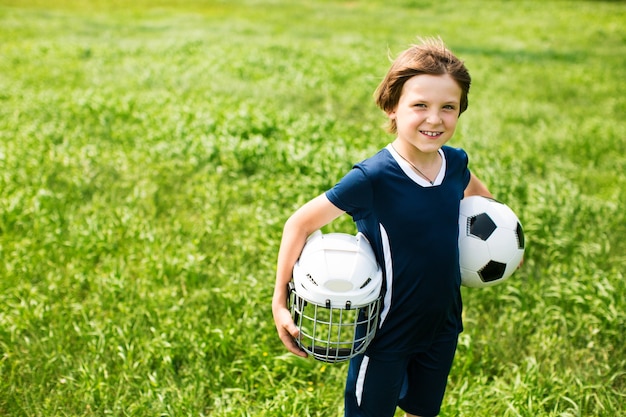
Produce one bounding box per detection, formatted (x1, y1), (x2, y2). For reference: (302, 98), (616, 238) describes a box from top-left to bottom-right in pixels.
(458, 196), (525, 288)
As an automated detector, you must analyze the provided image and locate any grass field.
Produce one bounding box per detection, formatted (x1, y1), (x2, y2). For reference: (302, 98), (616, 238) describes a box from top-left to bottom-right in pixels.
(1, 0), (625, 416)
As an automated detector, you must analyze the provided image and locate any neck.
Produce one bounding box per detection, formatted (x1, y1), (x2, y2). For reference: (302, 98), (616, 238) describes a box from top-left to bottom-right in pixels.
(391, 140), (440, 165)
(390, 141), (441, 185)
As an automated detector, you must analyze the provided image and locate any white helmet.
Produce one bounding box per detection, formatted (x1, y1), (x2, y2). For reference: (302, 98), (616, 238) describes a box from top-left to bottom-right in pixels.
(289, 230), (383, 362)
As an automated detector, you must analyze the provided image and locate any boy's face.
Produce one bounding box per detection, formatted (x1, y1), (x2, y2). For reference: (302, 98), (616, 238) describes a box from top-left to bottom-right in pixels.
(388, 74), (462, 155)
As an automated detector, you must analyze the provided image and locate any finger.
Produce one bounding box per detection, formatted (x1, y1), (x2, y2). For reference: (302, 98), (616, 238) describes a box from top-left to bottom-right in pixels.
(275, 308), (301, 338)
(274, 308), (308, 358)
(285, 321), (300, 338)
(279, 330), (308, 358)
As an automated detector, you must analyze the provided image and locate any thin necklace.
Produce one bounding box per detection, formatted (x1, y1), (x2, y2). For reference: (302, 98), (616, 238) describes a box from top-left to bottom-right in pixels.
(391, 143), (438, 185)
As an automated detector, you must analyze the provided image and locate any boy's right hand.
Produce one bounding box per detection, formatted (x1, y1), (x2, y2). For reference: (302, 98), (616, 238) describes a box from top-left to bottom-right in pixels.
(273, 307), (308, 358)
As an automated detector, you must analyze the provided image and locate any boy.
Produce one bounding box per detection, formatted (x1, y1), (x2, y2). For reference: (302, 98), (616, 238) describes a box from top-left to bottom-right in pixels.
(272, 38), (493, 417)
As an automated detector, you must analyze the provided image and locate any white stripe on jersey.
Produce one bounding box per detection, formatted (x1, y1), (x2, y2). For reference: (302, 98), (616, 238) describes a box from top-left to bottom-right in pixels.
(378, 224), (393, 328)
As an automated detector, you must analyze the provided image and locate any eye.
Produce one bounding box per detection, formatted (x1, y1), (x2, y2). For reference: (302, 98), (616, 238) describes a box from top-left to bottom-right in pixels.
(413, 103), (427, 108)
(443, 104), (457, 110)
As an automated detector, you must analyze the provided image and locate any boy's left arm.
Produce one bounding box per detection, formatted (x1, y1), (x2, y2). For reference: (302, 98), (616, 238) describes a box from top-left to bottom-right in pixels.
(464, 172), (493, 199)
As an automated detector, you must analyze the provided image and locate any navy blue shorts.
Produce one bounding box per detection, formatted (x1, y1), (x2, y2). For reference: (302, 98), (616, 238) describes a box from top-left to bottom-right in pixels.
(344, 336), (458, 417)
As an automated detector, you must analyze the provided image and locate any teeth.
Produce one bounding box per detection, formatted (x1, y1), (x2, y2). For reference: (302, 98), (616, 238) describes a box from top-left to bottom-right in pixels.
(421, 131), (440, 137)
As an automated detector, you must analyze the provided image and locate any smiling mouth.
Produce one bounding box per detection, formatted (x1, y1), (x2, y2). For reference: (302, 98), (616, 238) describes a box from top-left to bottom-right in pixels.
(421, 130), (442, 137)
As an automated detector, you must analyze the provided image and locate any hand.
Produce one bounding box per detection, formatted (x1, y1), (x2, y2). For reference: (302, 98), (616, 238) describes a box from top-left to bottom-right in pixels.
(273, 306), (308, 358)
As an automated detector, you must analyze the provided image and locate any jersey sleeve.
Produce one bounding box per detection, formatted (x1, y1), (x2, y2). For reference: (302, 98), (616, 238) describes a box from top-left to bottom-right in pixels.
(325, 166), (373, 221)
(445, 146), (471, 190)
(462, 149), (471, 189)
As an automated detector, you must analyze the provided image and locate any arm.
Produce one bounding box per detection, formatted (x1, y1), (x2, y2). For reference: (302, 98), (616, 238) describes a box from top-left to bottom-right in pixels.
(272, 193), (345, 357)
(464, 172), (493, 199)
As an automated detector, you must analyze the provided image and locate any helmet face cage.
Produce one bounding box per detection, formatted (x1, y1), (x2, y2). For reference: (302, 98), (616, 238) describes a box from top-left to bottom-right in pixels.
(289, 283), (381, 363)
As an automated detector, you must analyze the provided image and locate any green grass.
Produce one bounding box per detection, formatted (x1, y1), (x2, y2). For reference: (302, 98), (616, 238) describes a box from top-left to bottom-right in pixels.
(1, 0), (625, 416)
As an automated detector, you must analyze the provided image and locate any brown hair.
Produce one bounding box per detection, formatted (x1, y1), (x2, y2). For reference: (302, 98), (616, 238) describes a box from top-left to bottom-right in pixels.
(374, 37), (471, 133)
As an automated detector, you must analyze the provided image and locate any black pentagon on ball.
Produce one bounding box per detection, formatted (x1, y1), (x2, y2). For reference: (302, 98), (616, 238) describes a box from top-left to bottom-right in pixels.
(516, 222), (525, 249)
(468, 213), (497, 240)
(479, 260), (507, 282)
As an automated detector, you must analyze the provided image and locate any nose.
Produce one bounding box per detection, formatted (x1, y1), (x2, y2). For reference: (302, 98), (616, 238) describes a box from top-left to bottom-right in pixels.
(426, 111), (443, 125)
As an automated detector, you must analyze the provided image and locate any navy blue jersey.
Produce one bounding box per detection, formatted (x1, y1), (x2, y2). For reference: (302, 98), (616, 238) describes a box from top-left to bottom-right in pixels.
(326, 145), (471, 356)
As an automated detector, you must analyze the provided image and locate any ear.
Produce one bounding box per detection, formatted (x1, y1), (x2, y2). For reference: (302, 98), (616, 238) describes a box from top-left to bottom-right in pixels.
(386, 109), (396, 120)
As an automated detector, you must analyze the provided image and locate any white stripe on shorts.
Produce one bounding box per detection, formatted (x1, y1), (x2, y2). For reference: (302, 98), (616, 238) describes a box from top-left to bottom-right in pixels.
(356, 355), (370, 406)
